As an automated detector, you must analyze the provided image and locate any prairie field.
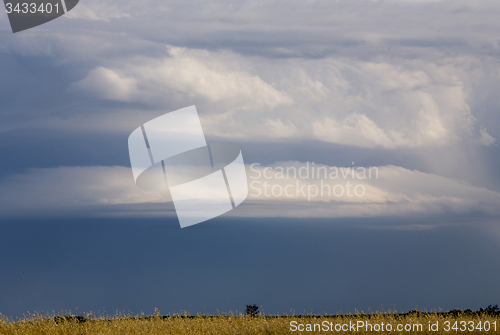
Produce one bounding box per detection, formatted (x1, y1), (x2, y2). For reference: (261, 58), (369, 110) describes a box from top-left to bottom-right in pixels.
(1, 309), (500, 335)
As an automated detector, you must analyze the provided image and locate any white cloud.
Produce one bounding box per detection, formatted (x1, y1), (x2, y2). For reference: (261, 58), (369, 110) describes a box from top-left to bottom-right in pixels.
(73, 67), (137, 101)
(66, 48), (493, 148)
(0, 164), (499, 220)
(1, 0), (499, 151)
(239, 162), (500, 218)
(478, 127), (496, 146)
(0, 166), (170, 216)
(73, 47), (293, 112)
(312, 113), (406, 148)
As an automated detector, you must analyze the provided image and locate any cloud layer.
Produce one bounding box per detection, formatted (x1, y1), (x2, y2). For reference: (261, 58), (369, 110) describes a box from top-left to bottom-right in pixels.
(66, 46), (496, 148)
(1, 164), (498, 221)
(1, 0), (500, 220)
(1, 0), (499, 148)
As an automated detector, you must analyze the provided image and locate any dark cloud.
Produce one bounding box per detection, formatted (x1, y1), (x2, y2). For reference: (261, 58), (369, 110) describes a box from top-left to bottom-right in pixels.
(1, 217), (500, 317)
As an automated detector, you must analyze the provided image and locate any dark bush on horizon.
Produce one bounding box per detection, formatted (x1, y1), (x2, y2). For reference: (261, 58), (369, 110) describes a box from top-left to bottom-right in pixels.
(245, 304), (259, 317)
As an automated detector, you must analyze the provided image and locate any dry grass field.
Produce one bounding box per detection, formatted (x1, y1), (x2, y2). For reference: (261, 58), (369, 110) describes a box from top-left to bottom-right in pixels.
(1, 309), (499, 334)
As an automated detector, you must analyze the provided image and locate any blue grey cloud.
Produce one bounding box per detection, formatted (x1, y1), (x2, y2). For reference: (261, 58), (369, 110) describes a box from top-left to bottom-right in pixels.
(0, 0), (500, 221)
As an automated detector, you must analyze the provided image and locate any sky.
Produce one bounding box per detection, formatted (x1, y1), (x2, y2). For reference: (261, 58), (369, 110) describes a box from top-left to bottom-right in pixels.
(1, 0), (500, 318)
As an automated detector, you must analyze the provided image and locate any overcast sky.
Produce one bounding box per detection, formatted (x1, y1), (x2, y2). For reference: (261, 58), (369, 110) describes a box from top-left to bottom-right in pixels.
(1, 0), (500, 318)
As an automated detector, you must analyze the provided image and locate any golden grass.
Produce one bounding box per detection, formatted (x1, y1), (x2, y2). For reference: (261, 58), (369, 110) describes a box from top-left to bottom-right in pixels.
(1, 309), (499, 334)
